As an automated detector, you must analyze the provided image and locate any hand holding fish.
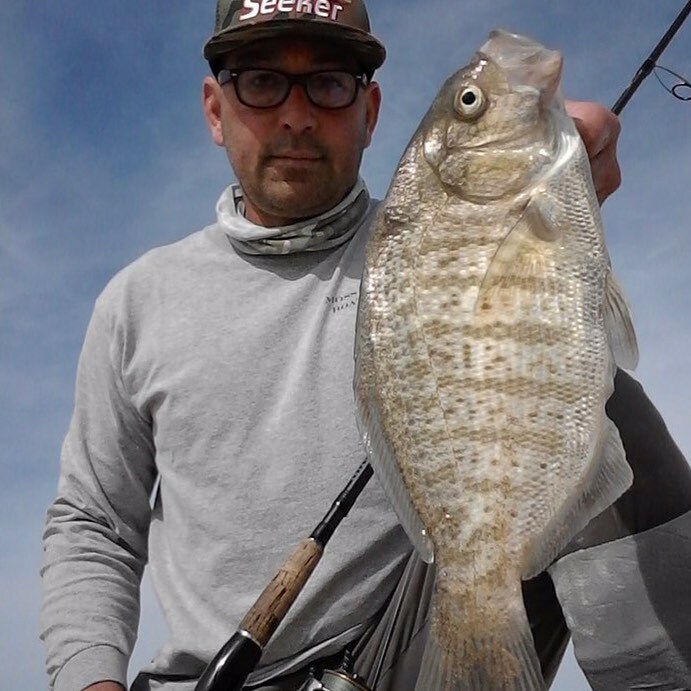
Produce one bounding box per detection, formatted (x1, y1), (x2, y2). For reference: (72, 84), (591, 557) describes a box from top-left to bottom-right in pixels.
(566, 99), (622, 204)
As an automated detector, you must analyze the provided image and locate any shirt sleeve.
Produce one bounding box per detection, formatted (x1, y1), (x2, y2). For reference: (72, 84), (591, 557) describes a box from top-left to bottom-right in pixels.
(40, 300), (157, 691)
(548, 509), (691, 689)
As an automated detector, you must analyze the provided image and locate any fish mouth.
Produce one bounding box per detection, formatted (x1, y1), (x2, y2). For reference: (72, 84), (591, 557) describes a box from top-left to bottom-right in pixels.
(466, 133), (536, 150)
(463, 129), (555, 153)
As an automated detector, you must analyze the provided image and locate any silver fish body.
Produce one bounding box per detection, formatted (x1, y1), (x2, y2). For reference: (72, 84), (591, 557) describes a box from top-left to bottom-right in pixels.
(354, 30), (638, 691)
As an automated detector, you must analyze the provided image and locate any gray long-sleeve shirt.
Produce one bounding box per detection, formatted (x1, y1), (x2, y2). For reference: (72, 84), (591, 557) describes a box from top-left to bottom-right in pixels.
(41, 191), (413, 690)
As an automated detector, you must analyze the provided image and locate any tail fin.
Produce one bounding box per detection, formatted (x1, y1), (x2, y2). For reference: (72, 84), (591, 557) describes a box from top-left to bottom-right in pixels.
(415, 595), (545, 691)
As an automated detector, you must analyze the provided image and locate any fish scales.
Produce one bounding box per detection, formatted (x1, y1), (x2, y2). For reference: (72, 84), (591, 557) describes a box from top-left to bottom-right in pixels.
(354, 30), (638, 690)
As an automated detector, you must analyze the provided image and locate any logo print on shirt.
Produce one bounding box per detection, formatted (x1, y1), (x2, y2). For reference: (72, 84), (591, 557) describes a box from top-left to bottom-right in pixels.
(326, 291), (358, 313)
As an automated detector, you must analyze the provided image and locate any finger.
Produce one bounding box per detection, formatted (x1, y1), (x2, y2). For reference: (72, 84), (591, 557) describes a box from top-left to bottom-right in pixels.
(566, 102), (622, 203)
(567, 101), (621, 158)
(590, 145), (622, 204)
(576, 114), (620, 159)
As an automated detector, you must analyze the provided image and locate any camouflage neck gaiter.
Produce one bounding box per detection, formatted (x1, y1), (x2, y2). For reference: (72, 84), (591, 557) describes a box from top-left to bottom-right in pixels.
(216, 178), (370, 255)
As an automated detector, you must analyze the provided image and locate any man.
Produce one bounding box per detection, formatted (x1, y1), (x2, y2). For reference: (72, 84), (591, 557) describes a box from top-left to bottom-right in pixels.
(41, 2), (691, 690)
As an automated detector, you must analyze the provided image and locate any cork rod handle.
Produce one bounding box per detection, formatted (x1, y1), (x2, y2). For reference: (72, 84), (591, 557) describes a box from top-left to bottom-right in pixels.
(239, 537), (322, 646)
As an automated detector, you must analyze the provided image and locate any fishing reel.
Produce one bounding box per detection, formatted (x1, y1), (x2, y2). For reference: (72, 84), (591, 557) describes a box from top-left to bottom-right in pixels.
(299, 668), (371, 691)
(297, 653), (372, 691)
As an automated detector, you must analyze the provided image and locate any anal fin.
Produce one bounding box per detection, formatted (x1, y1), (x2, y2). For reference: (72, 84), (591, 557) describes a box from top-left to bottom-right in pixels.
(523, 416), (633, 579)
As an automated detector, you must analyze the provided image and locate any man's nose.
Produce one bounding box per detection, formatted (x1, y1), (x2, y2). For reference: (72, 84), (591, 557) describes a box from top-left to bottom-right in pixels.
(278, 83), (317, 131)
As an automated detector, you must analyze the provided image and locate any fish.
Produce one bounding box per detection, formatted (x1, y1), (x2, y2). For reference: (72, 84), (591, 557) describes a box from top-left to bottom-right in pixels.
(353, 30), (639, 690)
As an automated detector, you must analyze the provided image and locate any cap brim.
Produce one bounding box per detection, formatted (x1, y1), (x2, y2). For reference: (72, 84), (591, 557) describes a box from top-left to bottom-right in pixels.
(203, 20), (386, 71)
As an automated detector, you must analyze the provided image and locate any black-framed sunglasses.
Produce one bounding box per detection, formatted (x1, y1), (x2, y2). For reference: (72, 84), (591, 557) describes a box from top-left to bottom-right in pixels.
(217, 68), (369, 109)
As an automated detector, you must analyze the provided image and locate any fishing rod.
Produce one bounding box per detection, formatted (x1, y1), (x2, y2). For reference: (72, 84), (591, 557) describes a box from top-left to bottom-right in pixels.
(612, 0), (691, 114)
(194, 459), (374, 691)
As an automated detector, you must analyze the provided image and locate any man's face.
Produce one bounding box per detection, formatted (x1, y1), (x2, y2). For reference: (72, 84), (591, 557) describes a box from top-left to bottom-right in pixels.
(203, 37), (381, 227)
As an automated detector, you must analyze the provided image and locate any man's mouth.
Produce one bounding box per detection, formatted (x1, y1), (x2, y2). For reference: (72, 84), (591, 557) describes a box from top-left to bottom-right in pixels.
(271, 152), (322, 161)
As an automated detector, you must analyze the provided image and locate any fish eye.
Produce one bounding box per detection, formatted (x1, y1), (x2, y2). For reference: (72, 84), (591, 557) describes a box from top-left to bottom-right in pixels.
(454, 85), (487, 120)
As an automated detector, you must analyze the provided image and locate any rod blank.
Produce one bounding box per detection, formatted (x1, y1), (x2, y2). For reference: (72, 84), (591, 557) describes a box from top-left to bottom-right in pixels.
(612, 0), (691, 114)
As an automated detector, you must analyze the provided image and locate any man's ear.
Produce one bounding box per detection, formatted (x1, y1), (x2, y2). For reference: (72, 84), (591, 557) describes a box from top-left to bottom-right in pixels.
(363, 81), (382, 148)
(202, 76), (225, 147)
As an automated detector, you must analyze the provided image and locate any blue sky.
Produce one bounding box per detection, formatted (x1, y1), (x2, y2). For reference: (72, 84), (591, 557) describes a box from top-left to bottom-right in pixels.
(2, 1), (690, 688)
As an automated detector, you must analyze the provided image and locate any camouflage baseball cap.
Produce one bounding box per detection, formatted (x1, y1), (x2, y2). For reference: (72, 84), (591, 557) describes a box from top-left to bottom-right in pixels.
(203, 0), (386, 71)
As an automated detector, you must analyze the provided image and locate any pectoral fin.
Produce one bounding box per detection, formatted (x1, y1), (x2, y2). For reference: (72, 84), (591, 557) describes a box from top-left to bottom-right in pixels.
(476, 192), (560, 314)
